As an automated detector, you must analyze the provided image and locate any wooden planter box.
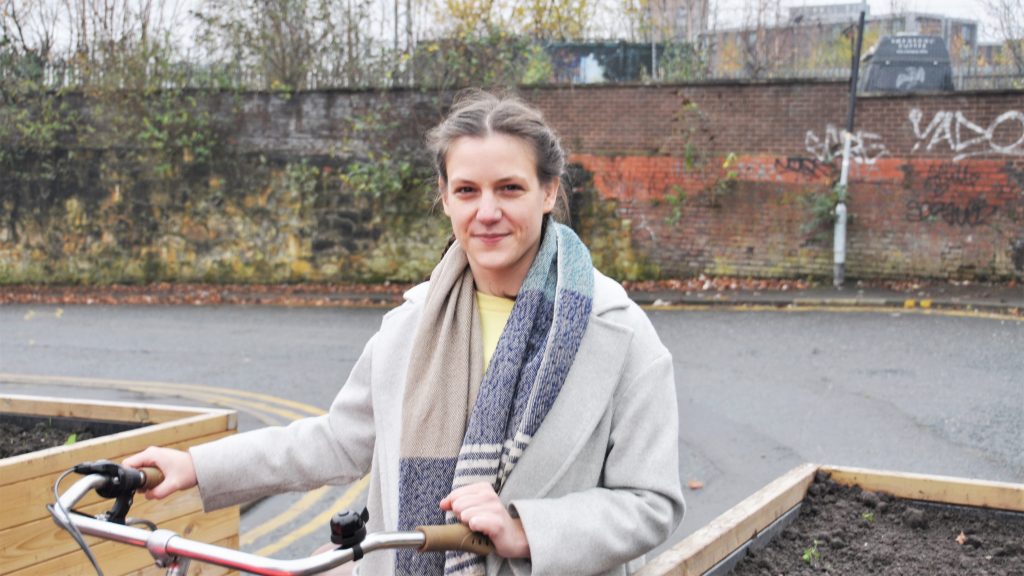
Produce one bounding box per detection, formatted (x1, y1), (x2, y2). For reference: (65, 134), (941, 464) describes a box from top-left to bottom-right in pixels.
(639, 463), (1024, 576)
(0, 394), (239, 576)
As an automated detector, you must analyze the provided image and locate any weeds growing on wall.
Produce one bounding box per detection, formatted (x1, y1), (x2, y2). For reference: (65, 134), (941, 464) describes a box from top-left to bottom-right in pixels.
(337, 147), (450, 281)
(801, 184), (850, 245)
(706, 152), (739, 207)
(566, 164), (660, 280)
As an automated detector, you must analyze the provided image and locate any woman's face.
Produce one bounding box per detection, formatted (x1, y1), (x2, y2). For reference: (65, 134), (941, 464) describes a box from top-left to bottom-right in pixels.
(441, 133), (558, 297)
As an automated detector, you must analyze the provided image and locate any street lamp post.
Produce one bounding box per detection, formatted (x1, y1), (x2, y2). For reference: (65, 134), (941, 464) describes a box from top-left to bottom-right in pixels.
(835, 9), (866, 288)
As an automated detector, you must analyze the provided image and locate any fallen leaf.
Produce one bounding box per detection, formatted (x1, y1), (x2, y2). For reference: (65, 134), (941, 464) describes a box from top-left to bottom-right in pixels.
(688, 479), (704, 490)
(55, 308), (64, 318)
(956, 531), (967, 545)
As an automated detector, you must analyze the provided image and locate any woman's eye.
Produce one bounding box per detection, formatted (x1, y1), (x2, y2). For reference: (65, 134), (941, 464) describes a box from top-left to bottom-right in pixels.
(454, 186), (475, 195)
(500, 184), (524, 192)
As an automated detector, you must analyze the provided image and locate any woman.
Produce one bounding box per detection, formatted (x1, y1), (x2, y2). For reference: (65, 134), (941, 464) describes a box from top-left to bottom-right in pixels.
(125, 90), (684, 576)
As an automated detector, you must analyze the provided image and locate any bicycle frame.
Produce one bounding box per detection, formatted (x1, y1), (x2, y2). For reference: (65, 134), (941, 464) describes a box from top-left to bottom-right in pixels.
(51, 468), (492, 576)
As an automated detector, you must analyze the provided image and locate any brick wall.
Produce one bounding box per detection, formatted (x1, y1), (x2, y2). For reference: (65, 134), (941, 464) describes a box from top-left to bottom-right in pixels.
(1, 83), (1021, 283)
(523, 83), (1024, 280)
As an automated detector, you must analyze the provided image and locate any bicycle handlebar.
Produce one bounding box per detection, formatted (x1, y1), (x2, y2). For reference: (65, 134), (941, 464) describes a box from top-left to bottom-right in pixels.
(50, 468), (494, 576)
(417, 523), (494, 555)
(140, 467), (165, 491)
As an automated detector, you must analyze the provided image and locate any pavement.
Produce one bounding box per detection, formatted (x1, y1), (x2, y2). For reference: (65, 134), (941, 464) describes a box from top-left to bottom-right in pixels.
(626, 281), (1024, 316)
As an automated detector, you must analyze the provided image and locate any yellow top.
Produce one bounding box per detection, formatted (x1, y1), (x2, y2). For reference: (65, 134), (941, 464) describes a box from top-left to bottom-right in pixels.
(477, 291), (515, 373)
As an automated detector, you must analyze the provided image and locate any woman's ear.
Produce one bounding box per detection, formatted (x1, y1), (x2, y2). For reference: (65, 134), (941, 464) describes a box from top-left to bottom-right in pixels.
(542, 181), (558, 214)
(438, 176), (450, 215)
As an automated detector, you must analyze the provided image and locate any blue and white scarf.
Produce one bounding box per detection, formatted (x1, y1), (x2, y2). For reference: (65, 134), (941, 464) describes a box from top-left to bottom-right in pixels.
(396, 221), (593, 576)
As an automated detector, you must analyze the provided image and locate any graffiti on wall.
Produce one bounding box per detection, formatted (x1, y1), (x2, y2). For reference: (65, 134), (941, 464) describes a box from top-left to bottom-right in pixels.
(921, 163), (980, 196)
(805, 124), (890, 165)
(904, 198), (999, 227)
(773, 156), (838, 180)
(904, 163), (1001, 227)
(909, 108), (1024, 162)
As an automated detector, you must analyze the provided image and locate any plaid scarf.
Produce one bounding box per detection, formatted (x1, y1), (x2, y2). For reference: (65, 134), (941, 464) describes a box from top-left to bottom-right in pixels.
(396, 221), (593, 576)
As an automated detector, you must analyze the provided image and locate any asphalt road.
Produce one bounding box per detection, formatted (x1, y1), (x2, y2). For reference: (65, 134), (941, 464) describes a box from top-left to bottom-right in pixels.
(2, 304), (1021, 566)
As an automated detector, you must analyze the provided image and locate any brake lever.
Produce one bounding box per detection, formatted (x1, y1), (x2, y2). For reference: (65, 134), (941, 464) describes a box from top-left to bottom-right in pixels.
(73, 460), (149, 525)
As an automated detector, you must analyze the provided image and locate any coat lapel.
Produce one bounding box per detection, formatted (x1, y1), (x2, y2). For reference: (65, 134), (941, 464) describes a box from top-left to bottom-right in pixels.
(499, 315), (633, 501)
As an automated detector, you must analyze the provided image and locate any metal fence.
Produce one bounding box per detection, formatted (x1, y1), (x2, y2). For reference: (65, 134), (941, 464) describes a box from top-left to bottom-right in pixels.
(7, 45), (1021, 92)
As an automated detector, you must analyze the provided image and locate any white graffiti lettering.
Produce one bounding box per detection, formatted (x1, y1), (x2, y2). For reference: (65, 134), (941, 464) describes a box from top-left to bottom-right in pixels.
(805, 124), (889, 165)
(909, 108), (1024, 162)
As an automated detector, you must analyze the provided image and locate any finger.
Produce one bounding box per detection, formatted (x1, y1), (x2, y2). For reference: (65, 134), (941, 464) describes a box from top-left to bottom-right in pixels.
(445, 482), (495, 500)
(122, 447), (158, 469)
(464, 512), (504, 536)
(449, 493), (499, 517)
(146, 482), (174, 500)
(443, 482), (499, 515)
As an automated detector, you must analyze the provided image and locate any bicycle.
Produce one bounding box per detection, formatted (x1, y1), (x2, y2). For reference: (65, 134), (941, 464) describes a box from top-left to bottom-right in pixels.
(49, 460), (494, 576)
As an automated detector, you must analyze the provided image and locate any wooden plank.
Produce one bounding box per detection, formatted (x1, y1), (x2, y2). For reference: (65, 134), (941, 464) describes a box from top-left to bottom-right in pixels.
(822, 465), (1024, 513)
(6, 506), (238, 576)
(0, 487), (207, 573)
(641, 464), (1024, 576)
(0, 411), (235, 485)
(1, 431), (232, 531)
(0, 394), (207, 424)
(636, 463), (818, 576)
(0, 395), (238, 576)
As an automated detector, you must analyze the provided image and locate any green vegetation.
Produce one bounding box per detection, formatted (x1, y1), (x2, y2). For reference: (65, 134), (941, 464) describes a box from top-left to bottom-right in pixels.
(801, 539), (821, 564)
(801, 183), (851, 245)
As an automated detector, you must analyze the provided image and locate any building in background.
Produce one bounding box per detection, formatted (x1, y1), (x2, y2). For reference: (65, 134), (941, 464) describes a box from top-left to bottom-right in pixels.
(647, 0), (711, 43)
(701, 3), (981, 86)
(788, 1), (870, 25)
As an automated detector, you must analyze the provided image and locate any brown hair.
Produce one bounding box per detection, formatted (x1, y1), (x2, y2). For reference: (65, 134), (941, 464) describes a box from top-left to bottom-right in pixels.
(427, 89), (569, 220)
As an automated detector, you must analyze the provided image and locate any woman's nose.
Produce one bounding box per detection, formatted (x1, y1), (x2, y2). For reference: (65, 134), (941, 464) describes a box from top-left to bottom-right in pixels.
(476, 192), (502, 222)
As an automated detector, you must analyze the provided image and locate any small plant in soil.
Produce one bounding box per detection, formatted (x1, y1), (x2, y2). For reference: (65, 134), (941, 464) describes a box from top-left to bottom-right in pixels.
(801, 539), (821, 565)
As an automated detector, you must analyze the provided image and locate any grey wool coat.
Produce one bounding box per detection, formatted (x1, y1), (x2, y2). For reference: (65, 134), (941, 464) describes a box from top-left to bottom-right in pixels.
(190, 270), (685, 575)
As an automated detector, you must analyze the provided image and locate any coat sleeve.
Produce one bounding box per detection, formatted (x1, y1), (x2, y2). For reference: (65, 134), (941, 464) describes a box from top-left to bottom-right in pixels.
(508, 352), (684, 575)
(190, 333), (378, 512)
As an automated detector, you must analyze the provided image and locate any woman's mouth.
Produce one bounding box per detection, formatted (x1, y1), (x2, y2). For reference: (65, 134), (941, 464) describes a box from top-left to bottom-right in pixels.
(474, 232), (507, 245)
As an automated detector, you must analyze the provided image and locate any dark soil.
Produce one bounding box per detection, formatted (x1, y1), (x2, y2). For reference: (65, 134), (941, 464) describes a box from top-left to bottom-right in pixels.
(0, 415), (146, 459)
(0, 421), (96, 458)
(733, 472), (1024, 576)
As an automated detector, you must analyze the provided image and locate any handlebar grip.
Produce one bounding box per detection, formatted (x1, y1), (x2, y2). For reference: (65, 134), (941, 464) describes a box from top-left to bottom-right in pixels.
(416, 524), (494, 556)
(140, 467), (165, 491)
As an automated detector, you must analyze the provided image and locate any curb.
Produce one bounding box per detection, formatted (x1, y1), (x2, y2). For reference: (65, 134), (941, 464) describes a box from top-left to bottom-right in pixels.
(629, 291), (1023, 317)
(3, 285), (1020, 317)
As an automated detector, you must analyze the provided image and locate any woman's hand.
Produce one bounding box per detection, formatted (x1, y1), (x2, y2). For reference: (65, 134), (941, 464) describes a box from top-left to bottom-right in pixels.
(440, 482), (530, 559)
(122, 446), (198, 500)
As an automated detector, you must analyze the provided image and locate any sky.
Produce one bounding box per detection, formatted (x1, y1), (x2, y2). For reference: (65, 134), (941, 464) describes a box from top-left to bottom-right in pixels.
(7, 0), (1006, 55)
(711, 0), (1001, 41)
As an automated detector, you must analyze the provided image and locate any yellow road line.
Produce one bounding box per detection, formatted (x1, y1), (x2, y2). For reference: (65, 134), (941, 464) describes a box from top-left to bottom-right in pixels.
(255, 475), (371, 557)
(0, 373), (286, 426)
(643, 304), (1024, 322)
(0, 373), (326, 416)
(240, 486), (331, 546)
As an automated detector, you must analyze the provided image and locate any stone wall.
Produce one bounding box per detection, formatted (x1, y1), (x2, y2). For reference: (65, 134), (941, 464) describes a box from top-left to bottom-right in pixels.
(1, 83), (1021, 284)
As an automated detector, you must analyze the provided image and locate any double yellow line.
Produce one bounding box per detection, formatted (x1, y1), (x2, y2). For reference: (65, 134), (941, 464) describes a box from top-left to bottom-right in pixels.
(643, 303), (1024, 322)
(0, 372), (369, 556)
